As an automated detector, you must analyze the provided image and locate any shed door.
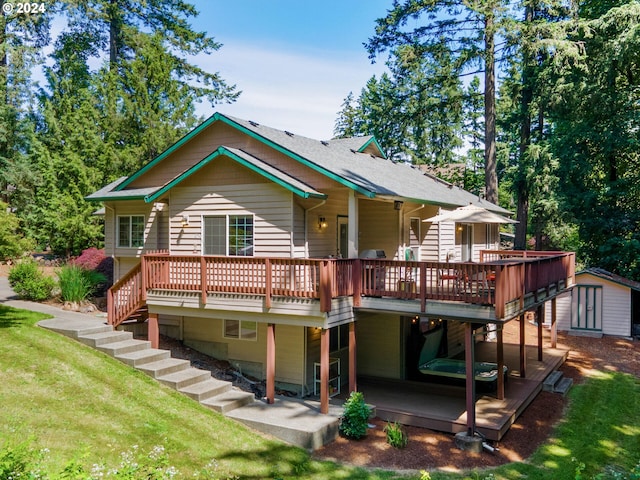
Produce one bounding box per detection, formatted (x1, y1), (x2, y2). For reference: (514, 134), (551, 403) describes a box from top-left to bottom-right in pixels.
(571, 285), (603, 332)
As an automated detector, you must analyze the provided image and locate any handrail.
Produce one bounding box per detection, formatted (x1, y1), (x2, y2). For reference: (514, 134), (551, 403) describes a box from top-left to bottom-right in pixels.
(126, 250), (575, 319)
(107, 262), (144, 327)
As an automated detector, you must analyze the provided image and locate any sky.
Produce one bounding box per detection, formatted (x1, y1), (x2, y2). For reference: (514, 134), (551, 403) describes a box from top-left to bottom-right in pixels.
(189, 1), (393, 140)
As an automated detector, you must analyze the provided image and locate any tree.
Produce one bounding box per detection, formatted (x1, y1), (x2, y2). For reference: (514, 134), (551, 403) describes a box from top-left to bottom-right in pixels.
(0, 1), (52, 209)
(546, 1), (640, 277)
(366, 0), (510, 204)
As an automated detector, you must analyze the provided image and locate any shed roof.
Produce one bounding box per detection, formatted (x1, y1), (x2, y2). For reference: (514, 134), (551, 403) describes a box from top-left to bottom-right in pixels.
(579, 268), (640, 292)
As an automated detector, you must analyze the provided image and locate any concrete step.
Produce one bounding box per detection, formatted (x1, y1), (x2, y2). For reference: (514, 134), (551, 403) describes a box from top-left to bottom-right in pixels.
(226, 397), (342, 450)
(179, 378), (232, 402)
(78, 330), (132, 347)
(555, 377), (573, 396)
(116, 348), (171, 367)
(158, 368), (212, 390)
(40, 320), (113, 339)
(543, 370), (564, 392)
(201, 389), (255, 414)
(138, 358), (191, 379)
(96, 338), (150, 356)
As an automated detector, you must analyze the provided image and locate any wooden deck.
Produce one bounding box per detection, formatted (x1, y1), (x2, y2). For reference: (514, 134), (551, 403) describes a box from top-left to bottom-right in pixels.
(356, 342), (568, 441)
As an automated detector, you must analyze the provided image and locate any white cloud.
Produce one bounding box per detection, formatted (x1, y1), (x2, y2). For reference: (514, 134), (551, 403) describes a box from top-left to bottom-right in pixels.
(195, 43), (386, 139)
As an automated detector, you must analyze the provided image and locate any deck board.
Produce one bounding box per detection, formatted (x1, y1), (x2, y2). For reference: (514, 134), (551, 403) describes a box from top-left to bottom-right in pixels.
(356, 343), (568, 441)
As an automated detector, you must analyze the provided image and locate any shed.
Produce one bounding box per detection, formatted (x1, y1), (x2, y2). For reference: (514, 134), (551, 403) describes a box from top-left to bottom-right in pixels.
(546, 268), (640, 337)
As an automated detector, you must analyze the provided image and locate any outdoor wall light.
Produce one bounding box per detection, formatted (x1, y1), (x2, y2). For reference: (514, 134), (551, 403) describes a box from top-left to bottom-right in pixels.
(394, 200), (404, 210)
(181, 215), (189, 228)
(318, 216), (327, 230)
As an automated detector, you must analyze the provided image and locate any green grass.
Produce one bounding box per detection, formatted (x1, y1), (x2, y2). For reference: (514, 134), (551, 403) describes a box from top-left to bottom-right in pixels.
(1, 304), (639, 480)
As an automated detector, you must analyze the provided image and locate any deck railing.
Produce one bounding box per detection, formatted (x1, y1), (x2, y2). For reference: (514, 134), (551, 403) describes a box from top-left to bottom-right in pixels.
(108, 250), (575, 324)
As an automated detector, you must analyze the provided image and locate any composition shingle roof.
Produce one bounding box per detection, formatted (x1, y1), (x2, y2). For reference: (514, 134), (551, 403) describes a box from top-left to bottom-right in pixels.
(87, 112), (511, 216)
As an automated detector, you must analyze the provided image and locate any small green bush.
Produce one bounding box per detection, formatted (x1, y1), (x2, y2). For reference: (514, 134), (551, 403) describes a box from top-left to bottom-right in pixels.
(339, 391), (370, 439)
(58, 264), (106, 303)
(8, 259), (55, 301)
(384, 421), (408, 448)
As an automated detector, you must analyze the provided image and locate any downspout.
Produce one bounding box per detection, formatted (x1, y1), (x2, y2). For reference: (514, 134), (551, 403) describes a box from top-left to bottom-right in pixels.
(304, 199), (326, 258)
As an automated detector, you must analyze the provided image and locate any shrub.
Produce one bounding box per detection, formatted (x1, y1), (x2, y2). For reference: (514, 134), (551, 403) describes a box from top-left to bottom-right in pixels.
(8, 259), (55, 301)
(58, 264), (107, 303)
(71, 247), (113, 295)
(384, 421), (408, 448)
(339, 391), (370, 439)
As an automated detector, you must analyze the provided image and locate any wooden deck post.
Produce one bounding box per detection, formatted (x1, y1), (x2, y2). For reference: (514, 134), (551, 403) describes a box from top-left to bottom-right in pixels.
(537, 304), (544, 361)
(319, 260), (332, 313)
(141, 255), (148, 301)
(519, 314), (527, 378)
(352, 259), (362, 307)
(148, 312), (159, 349)
(496, 325), (505, 400)
(265, 258), (272, 309)
(349, 322), (357, 393)
(464, 322), (476, 436)
(550, 297), (558, 348)
(200, 256), (207, 304)
(266, 323), (275, 404)
(320, 328), (329, 414)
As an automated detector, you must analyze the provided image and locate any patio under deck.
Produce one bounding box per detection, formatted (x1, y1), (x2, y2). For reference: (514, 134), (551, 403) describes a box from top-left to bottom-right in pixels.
(356, 341), (569, 441)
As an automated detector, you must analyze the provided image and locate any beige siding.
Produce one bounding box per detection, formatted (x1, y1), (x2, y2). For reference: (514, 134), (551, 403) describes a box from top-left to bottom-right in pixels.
(358, 199), (400, 259)
(114, 256), (140, 282)
(181, 316), (305, 387)
(105, 201), (161, 258)
(356, 312), (401, 379)
(169, 181), (292, 257)
(306, 188), (349, 258)
(127, 121), (345, 192)
(292, 202), (306, 258)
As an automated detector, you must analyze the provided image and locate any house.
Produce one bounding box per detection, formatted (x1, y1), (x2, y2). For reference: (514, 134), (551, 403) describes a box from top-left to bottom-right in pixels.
(87, 112), (575, 440)
(545, 268), (640, 338)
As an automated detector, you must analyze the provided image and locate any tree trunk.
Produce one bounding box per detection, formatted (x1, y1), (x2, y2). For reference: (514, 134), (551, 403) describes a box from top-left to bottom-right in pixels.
(108, 0), (121, 66)
(514, 5), (534, 250)
(484, 8), (498, 204)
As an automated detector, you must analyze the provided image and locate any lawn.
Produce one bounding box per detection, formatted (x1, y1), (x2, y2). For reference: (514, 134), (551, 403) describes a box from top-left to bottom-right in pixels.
(1, 304), (639, 480)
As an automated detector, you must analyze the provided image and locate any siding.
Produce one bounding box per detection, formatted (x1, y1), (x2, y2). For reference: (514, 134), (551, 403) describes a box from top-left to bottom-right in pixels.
(358, 199), (400, 259)
(548, 274), (631, 337)
(126, 121), (344, 192)
(182, 316), (305, 387)
(356, 312), (401, 379)
(306, 188), (349, 258)
(105, 201), (159, 258)
(169, 180), (292, 257)
(545, 292), (572, 331)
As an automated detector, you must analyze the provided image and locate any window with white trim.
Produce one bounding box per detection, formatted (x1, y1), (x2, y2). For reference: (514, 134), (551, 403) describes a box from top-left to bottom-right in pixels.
(117, 215), (145, 248)
(203, 215), (254, 256)
(223, 319), (257, 341)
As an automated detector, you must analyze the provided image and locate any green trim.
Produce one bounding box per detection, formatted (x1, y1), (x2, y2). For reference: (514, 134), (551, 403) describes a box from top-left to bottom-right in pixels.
(86, 194), (146, 202)
(358, 136), (387, 159)
(116, 113), (223, 191)
(144, 146), (328, 203)
(215, 115), (376, 198)
(115, 111), (376, 199)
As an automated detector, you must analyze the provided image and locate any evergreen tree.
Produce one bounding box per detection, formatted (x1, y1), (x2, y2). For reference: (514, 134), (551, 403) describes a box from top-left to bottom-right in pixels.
(366, 0), (510, 204)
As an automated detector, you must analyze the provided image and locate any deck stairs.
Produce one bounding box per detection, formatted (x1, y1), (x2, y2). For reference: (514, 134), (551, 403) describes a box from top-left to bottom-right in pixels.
(543, 370), (573, 396)
(74, 324), (257, 417)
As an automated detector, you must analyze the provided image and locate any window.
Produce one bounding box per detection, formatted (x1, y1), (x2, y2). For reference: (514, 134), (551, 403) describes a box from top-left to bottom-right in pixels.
(203, 215), (254, 256)
(329, 324), (350, 352)
(117, 215), (144, 248)
(223, 319), (257, 341)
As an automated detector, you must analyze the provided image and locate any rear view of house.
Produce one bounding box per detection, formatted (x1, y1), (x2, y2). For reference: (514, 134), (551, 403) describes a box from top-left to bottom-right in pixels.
(88, 112), (575, 440)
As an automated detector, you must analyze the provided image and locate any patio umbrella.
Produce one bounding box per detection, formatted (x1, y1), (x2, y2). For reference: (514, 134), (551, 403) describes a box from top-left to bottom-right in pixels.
(423, 204), (518, 224)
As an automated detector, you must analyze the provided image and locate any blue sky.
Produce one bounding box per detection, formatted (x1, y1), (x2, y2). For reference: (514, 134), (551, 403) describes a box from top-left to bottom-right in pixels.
(189, 1), (393, 139)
